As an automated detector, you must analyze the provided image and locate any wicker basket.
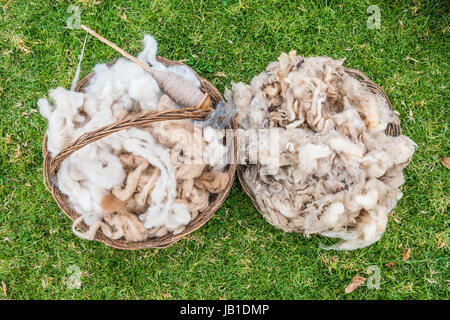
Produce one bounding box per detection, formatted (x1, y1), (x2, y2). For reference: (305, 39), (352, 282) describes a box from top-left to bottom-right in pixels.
(237, 67), (402, 226)
(43, 56), (237, 250)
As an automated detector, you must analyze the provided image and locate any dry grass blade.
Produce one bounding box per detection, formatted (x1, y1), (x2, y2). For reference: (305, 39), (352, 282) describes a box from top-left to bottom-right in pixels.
(385, 262), (396, 268)
(344, 275), (366, 294)
(441, 157), (450, 169)
(402, 248), (411, 261)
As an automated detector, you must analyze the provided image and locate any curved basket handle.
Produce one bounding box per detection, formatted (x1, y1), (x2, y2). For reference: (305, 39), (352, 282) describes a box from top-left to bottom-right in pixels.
(48, 107), (211, 176)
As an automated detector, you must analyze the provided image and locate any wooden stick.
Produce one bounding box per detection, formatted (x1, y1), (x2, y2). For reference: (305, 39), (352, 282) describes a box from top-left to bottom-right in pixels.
(80, 25), (153, 74)
(80, 25), (212, 111)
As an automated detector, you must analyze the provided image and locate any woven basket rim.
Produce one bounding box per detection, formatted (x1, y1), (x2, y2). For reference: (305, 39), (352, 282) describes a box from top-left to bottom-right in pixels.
(42, 55), (237, 250)
(237, 66), (402, 232)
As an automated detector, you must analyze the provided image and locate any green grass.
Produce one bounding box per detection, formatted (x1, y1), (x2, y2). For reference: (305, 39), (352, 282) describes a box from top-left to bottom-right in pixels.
(0, 0), (448, 299)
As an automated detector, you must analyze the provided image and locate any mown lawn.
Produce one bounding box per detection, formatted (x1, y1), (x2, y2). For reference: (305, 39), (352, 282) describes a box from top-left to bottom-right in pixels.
(0, 0), (448, 299)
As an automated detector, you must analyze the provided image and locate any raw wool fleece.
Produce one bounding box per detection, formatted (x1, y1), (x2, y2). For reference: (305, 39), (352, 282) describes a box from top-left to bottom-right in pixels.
(226, 51), (416, 250)
(39, 35), (229, 242)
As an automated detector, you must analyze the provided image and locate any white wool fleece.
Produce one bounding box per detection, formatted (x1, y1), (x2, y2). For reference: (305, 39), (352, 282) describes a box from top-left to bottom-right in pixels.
(39, 34), (229, 240)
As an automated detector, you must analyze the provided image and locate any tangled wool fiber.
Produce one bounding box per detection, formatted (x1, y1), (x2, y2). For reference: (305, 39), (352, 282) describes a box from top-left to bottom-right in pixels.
(39, 35), (229, 242)
(226, 52), (416, 250)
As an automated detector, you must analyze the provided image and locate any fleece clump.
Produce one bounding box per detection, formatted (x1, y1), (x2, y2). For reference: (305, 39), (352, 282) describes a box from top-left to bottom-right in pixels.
(226, 51), (416, 250)
(39, 35), (229, 242)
